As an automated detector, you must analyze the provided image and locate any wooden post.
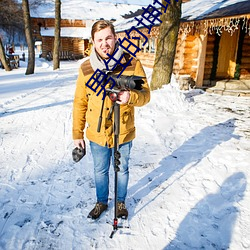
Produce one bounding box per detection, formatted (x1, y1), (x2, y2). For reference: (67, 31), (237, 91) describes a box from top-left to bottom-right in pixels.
(148, 38), (152, 53)
(195, 32), (208, 88)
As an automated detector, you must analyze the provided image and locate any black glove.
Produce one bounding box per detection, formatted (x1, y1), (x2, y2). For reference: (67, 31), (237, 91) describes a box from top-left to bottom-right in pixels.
(72, 146), (86, 162)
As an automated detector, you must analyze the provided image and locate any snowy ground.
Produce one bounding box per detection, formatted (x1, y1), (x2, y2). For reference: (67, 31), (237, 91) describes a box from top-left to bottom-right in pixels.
(0, 51), (250, 250)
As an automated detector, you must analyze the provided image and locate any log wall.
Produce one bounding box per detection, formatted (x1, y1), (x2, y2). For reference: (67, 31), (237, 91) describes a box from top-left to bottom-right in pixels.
(32, 18), (86, 29)
(173, 33), (199, 81)
(116, 30), (157, 68)
(136, 52), (155, 68)
(41, 37), (87, 58)
(173, 34), (185, 74)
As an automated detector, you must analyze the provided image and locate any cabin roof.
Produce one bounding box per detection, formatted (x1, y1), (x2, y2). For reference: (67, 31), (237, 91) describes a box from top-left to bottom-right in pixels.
(114, 0), (250, 32)
(30, 0), (143, 20)
(182, 0), (250, 21)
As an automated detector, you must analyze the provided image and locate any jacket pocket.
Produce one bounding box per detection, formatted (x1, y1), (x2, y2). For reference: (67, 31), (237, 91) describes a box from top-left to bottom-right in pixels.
(120, 106), (135, 134)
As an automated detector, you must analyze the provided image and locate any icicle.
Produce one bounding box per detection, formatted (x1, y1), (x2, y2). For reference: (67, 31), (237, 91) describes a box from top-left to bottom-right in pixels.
(223, 17), (240, 36)
(242, 16), (246, 31)
(179, 16), (250, 37)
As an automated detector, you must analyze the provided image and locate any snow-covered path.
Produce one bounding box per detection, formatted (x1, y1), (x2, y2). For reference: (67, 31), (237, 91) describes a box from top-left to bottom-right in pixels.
(0, 58), (249, 249)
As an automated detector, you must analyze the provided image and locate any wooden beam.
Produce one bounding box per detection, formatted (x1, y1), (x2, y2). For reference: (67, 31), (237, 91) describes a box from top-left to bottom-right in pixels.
(196, 33), (207, 87)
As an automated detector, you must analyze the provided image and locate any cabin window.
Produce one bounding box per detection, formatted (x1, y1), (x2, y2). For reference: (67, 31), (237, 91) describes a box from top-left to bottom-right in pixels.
(139, 37), (156, 53)
(149, 38), (156, 53)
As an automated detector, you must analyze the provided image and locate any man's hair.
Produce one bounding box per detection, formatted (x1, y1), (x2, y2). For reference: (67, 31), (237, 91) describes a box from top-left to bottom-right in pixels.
(91, 20), (116, 40)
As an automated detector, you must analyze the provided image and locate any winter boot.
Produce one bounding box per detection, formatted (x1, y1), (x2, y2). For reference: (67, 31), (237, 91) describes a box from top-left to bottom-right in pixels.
(117, 202), (128, 219)
(87, 202), (108, 220)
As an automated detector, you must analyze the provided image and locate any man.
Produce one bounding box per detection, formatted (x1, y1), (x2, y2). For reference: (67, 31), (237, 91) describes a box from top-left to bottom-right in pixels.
(72, 20), (150, 220)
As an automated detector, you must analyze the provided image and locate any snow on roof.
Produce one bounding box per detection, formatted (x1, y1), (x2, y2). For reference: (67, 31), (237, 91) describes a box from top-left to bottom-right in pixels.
(30, 0), (144, 20)
(182, 0), (250, 21)
(31, 0), (250, 36)
(40, 27), (91, 39)
(114, 0), (250, 32)
(114, 15), (149, 32)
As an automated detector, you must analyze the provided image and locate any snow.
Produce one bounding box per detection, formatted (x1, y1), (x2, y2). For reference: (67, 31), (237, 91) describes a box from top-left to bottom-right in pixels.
(40, 27), (92, 39)
(30, 0), (145, 20)
(29, 0), (250, 42)
(29, 0), (250, 23)
(182, 0), (249, 21)
(0, 48), (250, 249)
(114, 0), (250, 32)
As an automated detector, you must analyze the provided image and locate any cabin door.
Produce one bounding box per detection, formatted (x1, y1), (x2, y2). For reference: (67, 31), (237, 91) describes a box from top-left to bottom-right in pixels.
(216, 30), (239, 78)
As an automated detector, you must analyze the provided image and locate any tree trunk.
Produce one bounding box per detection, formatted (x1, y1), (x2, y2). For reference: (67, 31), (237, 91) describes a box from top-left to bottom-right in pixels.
(53, 0), (61, 70)
(151, 0), (182, 90)
(0, 37), (11, 71)
(22, 0), (35, 75)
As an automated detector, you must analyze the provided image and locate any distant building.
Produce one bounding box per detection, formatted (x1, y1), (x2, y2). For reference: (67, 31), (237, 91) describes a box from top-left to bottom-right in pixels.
(30, 1), (144, 60)
(31, 17), (92, 60)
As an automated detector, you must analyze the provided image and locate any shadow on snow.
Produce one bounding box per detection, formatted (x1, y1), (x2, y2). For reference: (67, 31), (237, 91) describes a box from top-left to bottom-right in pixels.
(128, 118), (239, 213)
(164, 172), (247, 249)
(0, 100), (73, 117)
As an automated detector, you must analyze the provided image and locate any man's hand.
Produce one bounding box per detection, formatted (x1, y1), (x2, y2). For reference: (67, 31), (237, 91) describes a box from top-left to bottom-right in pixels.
(116, 90), (130, 105)
(72, 139), (86, 162)
(74, 139), (85, 149)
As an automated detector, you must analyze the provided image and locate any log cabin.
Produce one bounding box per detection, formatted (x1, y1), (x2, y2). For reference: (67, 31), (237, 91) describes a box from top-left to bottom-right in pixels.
(31, 18), (92, 60)
(30, 1), (144, 61)
(115, 0), (250, 94)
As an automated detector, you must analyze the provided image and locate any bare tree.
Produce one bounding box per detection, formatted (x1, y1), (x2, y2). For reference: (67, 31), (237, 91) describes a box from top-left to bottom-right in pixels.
(53, 0), (61, 70)
(0, 0), (24, 36)
(151, 0), (182, 90)
(22, 0), (35, 75)
(0, 37), (11, 71)
(0, 0), (23, 71)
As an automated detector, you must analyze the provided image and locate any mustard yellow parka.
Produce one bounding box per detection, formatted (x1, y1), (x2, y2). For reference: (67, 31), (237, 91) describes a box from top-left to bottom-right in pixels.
(72, 53), (150, 148)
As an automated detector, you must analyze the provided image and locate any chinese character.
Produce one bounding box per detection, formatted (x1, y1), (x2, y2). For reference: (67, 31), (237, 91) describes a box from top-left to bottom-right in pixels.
(134, 4), (162, 34)
(125, 26), (149, 47)
(118, 37), (141, 57)
(104, 48), (133, 77)
(86, 69), (109, 98)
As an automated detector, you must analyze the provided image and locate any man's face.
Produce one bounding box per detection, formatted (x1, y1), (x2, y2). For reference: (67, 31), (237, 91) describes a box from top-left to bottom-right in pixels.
(93, 27), (117, 59)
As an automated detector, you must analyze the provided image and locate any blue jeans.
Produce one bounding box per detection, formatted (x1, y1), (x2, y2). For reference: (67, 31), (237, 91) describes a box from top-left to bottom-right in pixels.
(90, 141), (132, 205)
